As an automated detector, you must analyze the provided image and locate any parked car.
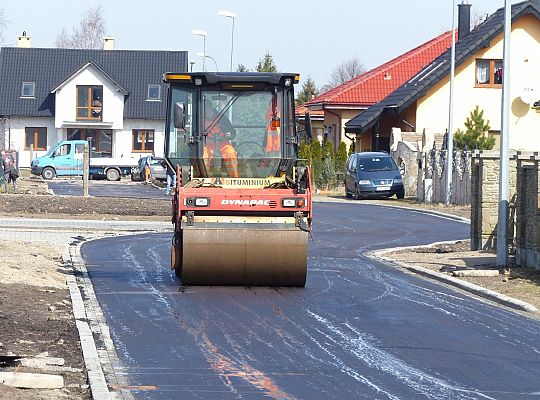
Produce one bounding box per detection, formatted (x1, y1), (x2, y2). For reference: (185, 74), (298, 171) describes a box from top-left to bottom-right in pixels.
(131, 156), (167, 181)
(344, 152), (404, 199)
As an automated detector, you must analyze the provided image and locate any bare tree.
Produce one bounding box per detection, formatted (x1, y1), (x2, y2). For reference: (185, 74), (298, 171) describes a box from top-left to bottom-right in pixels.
(324, 56), (365, 90)
(0, 6), (10, 46)
(56, 6), (106, 49)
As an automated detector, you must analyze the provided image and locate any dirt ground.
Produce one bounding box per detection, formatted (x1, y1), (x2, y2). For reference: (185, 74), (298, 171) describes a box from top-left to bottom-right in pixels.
(386, 241), (540, 312)
(0, 241), (90, 399)
(0, 176), (170, 220)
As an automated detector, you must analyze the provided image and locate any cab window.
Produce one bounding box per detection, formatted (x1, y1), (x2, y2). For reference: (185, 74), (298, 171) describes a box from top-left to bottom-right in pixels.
(54, 144), (71, 157)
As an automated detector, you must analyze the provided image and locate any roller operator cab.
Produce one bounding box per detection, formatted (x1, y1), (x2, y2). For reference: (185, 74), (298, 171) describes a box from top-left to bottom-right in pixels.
(163, 72), (313, 286)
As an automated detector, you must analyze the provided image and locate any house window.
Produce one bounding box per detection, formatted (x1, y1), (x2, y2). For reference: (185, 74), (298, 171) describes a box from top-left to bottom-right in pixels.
(77, 85), (103, 120)
(25, 127), (47, 150)
(132, 129), (155, 152)
(67, 128), (112, 157)
(147, 85), (161, 100)
(476, 59), (503, 87)
(21, 82), (35, 98)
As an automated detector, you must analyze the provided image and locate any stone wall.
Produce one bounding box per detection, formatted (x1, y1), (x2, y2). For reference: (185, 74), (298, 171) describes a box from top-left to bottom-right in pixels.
(470, 151), (517, 251)
(515, 157), (540, 269)
(471, 151), (540, 270)
(392, 141), (419, 197)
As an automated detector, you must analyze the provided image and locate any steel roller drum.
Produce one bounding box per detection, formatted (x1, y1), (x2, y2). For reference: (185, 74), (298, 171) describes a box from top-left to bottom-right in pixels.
(180, 227), (308, 286)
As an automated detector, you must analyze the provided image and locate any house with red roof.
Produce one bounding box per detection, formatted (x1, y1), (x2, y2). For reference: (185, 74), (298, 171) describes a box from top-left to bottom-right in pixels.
(303, 31), (454, 152)
(345, 1), (540, 153)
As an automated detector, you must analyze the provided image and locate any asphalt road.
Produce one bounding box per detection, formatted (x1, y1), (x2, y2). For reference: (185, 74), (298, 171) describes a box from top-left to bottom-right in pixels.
(47, 180), (170, 199)
(82, 202), (540, 400)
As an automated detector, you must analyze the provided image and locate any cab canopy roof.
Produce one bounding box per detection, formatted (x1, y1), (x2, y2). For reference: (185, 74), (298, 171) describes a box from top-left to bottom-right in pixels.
(163, 72), (299, 86)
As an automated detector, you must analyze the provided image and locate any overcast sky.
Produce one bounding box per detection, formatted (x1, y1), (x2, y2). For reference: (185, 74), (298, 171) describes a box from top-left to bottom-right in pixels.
(2, 0), (508, 87)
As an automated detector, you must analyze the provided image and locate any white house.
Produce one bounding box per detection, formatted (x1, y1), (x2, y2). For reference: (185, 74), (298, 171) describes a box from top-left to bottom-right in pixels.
(0, 35), (187, 167)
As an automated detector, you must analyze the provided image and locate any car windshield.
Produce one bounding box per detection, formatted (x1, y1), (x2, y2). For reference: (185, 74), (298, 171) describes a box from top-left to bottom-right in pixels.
(358, 156), (397, 172)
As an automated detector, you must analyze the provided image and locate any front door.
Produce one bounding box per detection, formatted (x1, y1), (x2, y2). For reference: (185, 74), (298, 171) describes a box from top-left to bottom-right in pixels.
(52, 142), (78, 176)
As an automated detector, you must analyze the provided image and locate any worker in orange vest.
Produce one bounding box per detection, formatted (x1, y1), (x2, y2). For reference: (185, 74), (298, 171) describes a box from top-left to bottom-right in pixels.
(265, 96), (281, 155)
(203, 100), (239, 178)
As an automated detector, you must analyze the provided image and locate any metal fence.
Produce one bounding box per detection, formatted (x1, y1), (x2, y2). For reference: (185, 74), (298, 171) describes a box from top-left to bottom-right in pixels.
(420, 144), (471, 205)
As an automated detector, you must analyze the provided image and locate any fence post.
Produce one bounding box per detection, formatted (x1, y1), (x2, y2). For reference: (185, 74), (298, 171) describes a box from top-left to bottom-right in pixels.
(83, 143), (89, 197)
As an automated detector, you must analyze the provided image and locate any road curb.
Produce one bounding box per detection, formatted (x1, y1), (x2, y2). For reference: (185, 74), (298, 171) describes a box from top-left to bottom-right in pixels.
(63, 238), (135, 400)
(366, 241), (539, 314)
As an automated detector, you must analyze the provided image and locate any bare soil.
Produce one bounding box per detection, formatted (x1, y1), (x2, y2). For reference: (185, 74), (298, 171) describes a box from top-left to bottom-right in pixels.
(0, 242), (90, 399)
(0, 177), (169, 221)
(386, 240), (540, 312)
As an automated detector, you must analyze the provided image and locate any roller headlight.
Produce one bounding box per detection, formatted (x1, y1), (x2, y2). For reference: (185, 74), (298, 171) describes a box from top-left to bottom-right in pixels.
(186, 197), (210, 207)
(282, 198), (296, 207)
(358, 180), (371, 185)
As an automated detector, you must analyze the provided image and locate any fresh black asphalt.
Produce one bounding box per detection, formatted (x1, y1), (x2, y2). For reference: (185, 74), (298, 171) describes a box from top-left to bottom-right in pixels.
(47, 180), (170, 199)
(81, 202), (540, 399)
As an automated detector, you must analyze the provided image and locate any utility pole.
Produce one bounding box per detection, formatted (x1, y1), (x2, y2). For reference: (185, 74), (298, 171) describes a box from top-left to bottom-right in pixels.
(497, 0), (511, 266)
(445, 0), (457, 206)
(83, 142), (89, 197)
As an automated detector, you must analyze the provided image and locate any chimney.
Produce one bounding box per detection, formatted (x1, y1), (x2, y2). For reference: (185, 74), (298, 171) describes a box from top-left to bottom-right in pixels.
(103, 37), (115, 50)
(457, 2), (472, 42)
(17, 31), (31, 48)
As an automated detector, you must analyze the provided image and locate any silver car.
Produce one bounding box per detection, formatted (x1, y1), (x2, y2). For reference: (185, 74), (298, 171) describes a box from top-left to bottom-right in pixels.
(131, 156), (167, 181)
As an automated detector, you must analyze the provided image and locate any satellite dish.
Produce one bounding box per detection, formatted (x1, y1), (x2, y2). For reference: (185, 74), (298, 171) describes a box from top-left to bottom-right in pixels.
(520, 87), (537, 105)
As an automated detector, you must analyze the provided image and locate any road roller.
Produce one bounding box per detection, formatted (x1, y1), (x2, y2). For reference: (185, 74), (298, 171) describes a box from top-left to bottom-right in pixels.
(163, 72), (313, 286)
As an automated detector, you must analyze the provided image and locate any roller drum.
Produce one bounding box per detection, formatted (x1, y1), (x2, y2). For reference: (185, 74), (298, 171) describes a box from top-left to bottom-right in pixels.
(180, 227), (308, 286)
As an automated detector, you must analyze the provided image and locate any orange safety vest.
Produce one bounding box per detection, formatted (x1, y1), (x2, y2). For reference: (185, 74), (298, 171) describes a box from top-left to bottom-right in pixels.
(204, 121), (239, 178)
(265, 101), (281, 153)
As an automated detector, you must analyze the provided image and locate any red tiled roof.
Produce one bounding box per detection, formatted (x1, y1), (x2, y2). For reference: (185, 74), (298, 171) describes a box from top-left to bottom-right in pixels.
(306, 31), (455, 108)
(295, 104), (324, 117)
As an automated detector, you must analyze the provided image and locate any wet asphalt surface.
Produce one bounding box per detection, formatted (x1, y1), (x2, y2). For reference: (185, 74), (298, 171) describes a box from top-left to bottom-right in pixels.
(81, 202), (540, 399)
(47, 180), (170, 199)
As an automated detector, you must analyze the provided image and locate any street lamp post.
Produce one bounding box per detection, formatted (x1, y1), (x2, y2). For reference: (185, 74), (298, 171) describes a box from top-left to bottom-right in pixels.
(497, 0), (511, 266)
(218, 10), (236, 71)
(445, 0), (457, 206)
(196, 52), (219, 71)
(190, 30), (207, 71)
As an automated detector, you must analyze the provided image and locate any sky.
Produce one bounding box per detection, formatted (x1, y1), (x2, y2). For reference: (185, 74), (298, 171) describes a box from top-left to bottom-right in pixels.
(1, 0), (509, 88)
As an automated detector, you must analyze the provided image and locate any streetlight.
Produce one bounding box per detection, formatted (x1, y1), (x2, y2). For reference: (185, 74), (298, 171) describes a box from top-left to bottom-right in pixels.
(196, 52), (219, 71)
(190, 29), (207, 71)
(218, 10), (236, 71)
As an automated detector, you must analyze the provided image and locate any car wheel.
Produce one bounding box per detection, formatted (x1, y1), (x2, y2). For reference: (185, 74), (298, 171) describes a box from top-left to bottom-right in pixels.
(106, 168), (120, 181)
(353, 185), (361, 200)
(345, 185), (352, 198)
(41, 167), (55, 180)
(396, 191), (405, 200)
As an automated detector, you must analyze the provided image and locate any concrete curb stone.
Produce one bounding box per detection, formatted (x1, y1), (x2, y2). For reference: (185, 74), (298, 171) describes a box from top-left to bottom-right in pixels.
(366, 241), (539, 314)
(64, 239), (136, 400)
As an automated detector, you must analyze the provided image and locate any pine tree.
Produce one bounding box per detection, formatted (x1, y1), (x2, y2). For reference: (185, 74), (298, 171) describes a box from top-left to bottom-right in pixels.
(255, 51), (278, 72)
(335, 141), (348, 175)
(298, 142), (311, 168)
(348, 141), (355, 156)
(321, 140), (336, 189)
(296, 77), (319, 106)
(310, 140), (322, 189)
(454, 106), (495, 150)
(236, 63), (250, 72)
